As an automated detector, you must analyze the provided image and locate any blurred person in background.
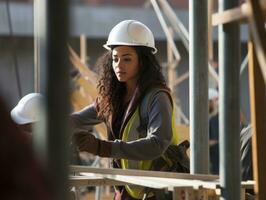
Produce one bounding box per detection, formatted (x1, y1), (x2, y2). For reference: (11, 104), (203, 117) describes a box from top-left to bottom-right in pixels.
(0, 94), (53, 199)
(208, 88), (219, 175)
(10, 93), (43, 136)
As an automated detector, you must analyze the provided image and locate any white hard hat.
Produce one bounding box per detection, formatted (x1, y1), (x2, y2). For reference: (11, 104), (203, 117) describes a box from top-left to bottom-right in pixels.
(208, 88), (218, 100)
(11, 93), (43, 125)
(103, 20), (157, 54)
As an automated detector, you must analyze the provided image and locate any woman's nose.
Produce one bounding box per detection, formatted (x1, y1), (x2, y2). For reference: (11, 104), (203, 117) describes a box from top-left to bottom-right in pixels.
(115, 59), (122, 68)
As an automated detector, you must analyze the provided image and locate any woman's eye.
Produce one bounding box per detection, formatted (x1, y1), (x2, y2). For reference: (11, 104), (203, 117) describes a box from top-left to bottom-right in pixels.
(124, 58), (131, 62)
(113, 58), (119, 62)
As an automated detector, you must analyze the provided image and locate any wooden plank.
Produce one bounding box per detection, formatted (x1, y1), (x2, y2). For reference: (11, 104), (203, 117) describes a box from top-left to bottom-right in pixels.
(151, 0), (181, 62)
(247, 0), (266, 84)
(78, 173), (211, 190)
(77, 172), (252, 190)
(157, 0), (189, 50)
(70, 46), (108, 139)
(69, 46), (98, 84)
(69, 176), (127, 187)
(176, 124), (190, 142)
(80, 34), (87, 65)
(206, 189), (220, 200)
(105, 175), (169, 189)
(208, 0), (214, 61)
(240, 188), (245, 200)
(174, 71), (189, 86)
(173, 187), (194, 200)
(69, 173), (253, 200)
(212, 0), (266, 26)
(75, 75), (98, 98)
(248, 39), (266, 199)
(167, 27), (177, 92)
(212, 4), (248, 26)
(152, 0), (219, 84)
(195, 188), (208, 200)
(240, 180), (255, 190)
(174, 69), (219, 101)
(70, 165), (219, 181)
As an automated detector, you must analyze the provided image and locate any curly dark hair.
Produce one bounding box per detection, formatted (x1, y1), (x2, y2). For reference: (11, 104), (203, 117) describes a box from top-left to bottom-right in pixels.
(96, 46), (166, 120)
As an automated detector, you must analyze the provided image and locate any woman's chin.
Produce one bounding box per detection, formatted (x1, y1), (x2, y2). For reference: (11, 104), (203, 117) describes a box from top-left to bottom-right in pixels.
(116, 77), (126, 82)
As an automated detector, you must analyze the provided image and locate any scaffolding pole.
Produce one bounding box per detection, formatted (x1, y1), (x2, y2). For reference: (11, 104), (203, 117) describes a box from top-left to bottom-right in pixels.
(219, 0), (241, 199)
(189, 0), (209, 174)
(34, 0), (70, 199)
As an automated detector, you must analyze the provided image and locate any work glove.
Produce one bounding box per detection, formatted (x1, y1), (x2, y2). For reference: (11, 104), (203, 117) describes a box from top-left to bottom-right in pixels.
(73, 131), (112, 157)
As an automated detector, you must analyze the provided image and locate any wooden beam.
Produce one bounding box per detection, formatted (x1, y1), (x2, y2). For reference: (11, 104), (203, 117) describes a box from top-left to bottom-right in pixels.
(173, 187), (194, 200)
(104, 175), (170, 189)
(248, 39), (266, 199)
(208, 0), (214, 61)
(70, 165), (219, 181)
(69, 175), (127, 187)
(212, 0), (266, 26)
(69, 46), (98, 84)
(151, 0), (181, 62)
(212, 3), (248, 26)
(174, 71), (189, 86)
(173, 68), (218, 87)
(152, 0), (219, 84)
(157, 0), (189, 50)
(167, 27), (177, 92)
(69, 45), (108, 139)
(80, 34), (87, 65)
(70, 173), (253, 196)
(79, 173), (218, 190)
(247, 0), (266, 84)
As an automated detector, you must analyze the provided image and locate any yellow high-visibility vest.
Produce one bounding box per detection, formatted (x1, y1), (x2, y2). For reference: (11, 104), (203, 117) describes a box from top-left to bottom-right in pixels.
(120, 89), (178, 199)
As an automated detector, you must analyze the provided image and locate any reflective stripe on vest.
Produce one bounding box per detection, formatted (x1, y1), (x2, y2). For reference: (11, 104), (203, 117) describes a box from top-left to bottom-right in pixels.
(120, 94), (178, 199)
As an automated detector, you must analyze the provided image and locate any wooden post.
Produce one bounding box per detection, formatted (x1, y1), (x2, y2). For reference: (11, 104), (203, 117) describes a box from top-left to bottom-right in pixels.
(240, 188), (245, 200)
(166, 27), (183, 124)
(248, 38), (266, 199)
(167, 27), (176, 92)
(80, 34), (87, 65)
(195, 188), (208, 200)
(173, 187), (194, 200)
(208, 0), (214, 61)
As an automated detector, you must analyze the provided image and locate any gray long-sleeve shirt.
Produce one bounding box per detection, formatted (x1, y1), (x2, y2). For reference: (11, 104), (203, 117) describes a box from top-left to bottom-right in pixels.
(71, 91), (173, 161)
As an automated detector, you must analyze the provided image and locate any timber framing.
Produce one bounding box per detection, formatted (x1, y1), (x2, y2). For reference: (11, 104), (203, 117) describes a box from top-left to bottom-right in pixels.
(69, 165), (254, 200)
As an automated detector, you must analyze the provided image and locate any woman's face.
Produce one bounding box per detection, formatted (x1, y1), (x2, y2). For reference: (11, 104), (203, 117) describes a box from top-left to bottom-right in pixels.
(112, 46), (140, 84)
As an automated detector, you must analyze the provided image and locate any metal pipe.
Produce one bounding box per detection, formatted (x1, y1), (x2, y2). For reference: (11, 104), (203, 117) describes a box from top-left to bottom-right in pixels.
(189, 0), (209, 174)
(219, 0), (241, 199)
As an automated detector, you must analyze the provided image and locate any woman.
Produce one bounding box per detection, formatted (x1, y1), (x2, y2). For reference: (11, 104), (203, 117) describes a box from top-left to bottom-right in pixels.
(71, 20), (178, 200)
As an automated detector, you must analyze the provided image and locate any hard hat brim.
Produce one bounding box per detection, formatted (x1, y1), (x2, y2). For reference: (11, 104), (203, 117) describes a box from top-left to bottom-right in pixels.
(103, 43), (157, 54)
(10, 107), (37, 125)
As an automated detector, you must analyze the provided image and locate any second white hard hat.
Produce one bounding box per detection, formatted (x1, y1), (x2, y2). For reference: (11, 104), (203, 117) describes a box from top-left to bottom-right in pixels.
(208, 88), (219, 100)
(11, 93), (43, 125)
(103, 20), (157, 54)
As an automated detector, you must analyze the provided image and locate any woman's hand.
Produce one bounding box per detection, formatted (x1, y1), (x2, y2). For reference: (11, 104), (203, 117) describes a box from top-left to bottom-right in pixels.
(72, 131), (112, 157)
(73, 131), (100, 155)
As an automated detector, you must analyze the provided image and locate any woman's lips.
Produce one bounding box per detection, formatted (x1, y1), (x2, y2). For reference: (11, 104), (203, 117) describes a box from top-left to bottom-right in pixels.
(117, 71), (126, 75)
